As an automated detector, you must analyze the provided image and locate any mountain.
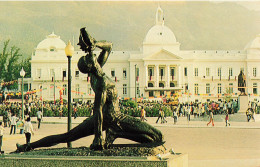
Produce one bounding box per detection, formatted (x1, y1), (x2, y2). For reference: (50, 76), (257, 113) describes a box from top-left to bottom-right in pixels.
(0, 1), (260, 58)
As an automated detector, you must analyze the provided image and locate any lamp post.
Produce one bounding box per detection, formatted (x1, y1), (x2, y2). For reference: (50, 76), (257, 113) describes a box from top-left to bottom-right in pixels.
(135, 64), (137, 105)
(65, 41), (74, 148)
(20, 67), (25, 121)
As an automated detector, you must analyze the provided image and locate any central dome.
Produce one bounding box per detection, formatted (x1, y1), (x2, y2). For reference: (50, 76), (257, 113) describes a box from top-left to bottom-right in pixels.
(36, 32), (66, 50)
(143, 6), (177, 45)
(143, 24), (177, 45)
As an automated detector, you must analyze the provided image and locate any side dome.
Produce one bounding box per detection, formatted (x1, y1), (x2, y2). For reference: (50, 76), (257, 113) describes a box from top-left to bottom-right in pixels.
(143, 25), (177, 45)
(36, 32), (66, 51)
(244, 34), (260, 50)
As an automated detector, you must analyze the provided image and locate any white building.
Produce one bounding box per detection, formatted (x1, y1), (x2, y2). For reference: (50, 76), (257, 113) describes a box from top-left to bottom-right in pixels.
(28, 7), (260, 103)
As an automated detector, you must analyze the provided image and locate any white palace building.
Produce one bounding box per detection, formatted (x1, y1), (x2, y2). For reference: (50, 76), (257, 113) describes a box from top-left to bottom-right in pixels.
(26, 7), (260, 103)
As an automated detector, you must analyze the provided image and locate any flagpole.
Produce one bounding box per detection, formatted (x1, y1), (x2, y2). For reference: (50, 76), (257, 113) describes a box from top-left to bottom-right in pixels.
(135, 64), (137, 105)
(54, 72), (56, 104)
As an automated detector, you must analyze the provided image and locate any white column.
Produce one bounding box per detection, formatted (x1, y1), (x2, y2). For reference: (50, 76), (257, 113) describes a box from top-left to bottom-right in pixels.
(145, 65), (148, 88)
(156, 65), (159, 87)
(167, 65), (170, 87)
(178, 65), (183, 88)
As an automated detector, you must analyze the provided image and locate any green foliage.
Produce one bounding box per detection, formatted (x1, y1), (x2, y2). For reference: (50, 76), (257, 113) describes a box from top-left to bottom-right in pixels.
(224, 88), (232, 102)
(0, 40), (31, 90)
(119, 100), (172, 117)
(121, 100), (137, 108)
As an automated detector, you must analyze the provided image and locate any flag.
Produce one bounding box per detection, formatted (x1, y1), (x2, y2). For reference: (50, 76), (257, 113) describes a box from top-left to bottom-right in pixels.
(150, 75), (152, 81)
(136, 76), (139, 82)
(172, 75), (174, 80)
(87, 76), (90, 82)
(115, 77), (117, 82)
(59, 89), (63, 105)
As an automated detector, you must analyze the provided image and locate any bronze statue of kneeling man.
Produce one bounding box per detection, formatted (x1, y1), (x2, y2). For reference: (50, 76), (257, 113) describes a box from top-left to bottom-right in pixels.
(16, 27), (163, 152)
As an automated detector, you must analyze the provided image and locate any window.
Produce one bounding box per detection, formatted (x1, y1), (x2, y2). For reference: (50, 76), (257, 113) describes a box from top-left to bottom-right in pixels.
(159, 83), (165, 96)
(253, 83), (257, 94)
(217, 68), (221, 77)
(229, 83), (233, 94)
(184, 67), (187, 76)
(123, 68), (127, 79)
(37, 69), (41, 79)
(75, 84), (80, 95)
(206, 68), (210, 77)
(149, 91), (154, 97)
(159, 67), (164, 76)
(111, 69), (115, 77)
(170, 82), (175, 87)
(194, 68), (198, 77)
(159, 83), (164, 88)
(63, 70), (66, 79)
(63, 84), (67, 96)
(50, 47), (56, 52)
(194, 83), (199, 94)
(148, 67), (154, 76)
(218, 83), (222, 94)
(170, 67), (175, 77)
(148, 83), (154, 87)
(229, 68), (233, 77)
(75, 70), (79, 78)
(206, 83), (210, 94)
(253, 67), (257, 77)
(123, 84), (127, 95)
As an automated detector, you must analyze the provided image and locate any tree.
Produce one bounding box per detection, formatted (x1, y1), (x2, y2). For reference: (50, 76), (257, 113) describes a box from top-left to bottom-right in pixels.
(224, 88), (232, 102)
(0, 40), (29, 90)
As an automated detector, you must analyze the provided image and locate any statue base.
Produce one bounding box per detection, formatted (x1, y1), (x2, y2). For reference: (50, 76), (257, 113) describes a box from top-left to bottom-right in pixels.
(238, 95), (248, 113)
(4, 145), (188, 167)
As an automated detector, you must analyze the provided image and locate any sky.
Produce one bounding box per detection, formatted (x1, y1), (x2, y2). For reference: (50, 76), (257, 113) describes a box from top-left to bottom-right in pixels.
(0, 1), (259, 57)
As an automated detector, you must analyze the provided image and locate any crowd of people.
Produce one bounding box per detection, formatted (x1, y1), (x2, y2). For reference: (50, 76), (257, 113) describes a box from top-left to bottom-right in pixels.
(0, 97), (259, 154)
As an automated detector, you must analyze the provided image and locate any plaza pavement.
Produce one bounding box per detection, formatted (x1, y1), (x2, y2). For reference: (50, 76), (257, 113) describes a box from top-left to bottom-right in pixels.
(1, 114), (260, 167)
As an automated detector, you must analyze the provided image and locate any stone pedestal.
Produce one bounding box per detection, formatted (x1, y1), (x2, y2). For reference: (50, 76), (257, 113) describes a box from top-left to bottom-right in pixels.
(0, 153), (188, 167)
(2, 146), (188, 167)
(238, 95), (248, 113)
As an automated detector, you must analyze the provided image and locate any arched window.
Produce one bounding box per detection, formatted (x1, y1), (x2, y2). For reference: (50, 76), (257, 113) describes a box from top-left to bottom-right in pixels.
(50, 47), (56, 52)
(159, 83), (164, 88)
(148, 83), (154, 87)
(170, 83), (175, 87)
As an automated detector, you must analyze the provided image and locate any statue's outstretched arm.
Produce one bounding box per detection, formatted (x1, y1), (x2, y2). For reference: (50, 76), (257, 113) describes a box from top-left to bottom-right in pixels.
(96, 41), (112, 67)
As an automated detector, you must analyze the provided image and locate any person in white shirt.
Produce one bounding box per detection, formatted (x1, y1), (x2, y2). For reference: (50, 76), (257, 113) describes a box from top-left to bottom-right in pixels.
(37, 109), (42, 129)
(24, 117), (34, 144)
(0, 122), (4, 154)
(10, 113), (18, 135)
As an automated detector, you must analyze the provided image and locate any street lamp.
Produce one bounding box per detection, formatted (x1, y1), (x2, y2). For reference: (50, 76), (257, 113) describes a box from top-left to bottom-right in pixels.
(135, 64), (137, 105)
(65, 40), (74, 148)
(20, 67), (25, 121)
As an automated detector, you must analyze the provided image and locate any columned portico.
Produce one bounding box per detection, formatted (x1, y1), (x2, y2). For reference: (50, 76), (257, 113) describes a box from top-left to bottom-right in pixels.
(145, 65), (148, 87)
(156, 65), (159, 87)
(167, 65), (170, 87)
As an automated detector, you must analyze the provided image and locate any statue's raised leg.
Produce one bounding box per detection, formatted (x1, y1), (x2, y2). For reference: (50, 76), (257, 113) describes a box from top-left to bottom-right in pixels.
(16, 116), (95, 152)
